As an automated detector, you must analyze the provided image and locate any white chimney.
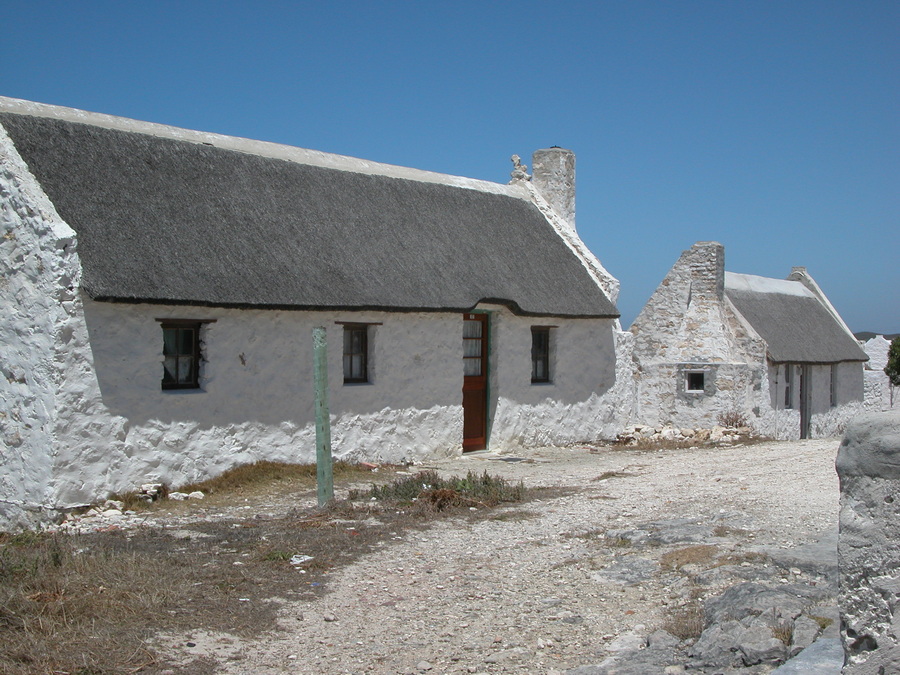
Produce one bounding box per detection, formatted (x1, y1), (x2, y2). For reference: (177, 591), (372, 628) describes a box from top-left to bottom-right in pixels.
(531, 147), (576, 231)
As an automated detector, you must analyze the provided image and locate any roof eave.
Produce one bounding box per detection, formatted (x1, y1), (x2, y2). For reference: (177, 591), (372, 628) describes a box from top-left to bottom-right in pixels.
(89, 294), (620, 320)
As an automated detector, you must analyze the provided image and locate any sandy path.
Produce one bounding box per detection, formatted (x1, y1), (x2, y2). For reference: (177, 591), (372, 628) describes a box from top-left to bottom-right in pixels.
(157, 438), (840, 675)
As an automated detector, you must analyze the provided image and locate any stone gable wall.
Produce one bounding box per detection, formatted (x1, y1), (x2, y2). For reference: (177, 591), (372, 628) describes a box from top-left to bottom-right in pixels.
(0, 123), (83, 528)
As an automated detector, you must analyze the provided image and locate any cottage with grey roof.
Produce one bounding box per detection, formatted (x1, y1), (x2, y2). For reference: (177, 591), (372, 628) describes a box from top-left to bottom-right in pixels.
(630, 241), (867, 439)
(0, 97), (630, 528)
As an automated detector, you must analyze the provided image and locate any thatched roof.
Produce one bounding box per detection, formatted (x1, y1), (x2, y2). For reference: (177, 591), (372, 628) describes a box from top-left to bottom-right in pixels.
(725, 273), (867, 363)
(1, 109), (617, 318)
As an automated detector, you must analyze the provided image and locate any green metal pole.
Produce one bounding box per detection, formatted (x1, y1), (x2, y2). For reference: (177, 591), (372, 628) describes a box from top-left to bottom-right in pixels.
(313, 326), (334, 506)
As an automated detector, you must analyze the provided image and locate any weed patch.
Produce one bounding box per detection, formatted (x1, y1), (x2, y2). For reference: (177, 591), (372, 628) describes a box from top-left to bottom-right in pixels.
(662, 603), (705, 641)
(349, 469), (526, 511)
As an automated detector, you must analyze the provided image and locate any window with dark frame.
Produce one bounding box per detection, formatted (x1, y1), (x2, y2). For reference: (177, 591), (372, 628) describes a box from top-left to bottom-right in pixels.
(343, 325), (368, 383)
(685, 371), (705, 392)
(531, 326), (551, 383)
(161, 322), (201, 389)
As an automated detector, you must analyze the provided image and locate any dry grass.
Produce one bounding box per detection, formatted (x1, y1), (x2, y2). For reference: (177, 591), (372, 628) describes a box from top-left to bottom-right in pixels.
(0, 463), (530, 675)
(810, 613), (834, 631)
(614, 437), (703, 451)
(717, 410), (748, 428)
(772, 619), (794, 646)
(659, 545), (719, 570)
(662, 603), (705, 641)
(108, 460), (377, 511)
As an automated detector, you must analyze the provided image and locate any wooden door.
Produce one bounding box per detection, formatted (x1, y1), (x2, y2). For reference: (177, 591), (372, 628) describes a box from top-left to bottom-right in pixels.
(799, 365), (811, 439)
(462, 313), (488, 451)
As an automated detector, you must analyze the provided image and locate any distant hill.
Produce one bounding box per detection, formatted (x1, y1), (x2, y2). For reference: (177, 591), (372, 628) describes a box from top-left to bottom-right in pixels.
(854, 332), (900, 341)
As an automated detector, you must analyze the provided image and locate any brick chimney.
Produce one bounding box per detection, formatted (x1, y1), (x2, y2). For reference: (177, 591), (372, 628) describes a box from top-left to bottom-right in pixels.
(531, 147), (576, 231)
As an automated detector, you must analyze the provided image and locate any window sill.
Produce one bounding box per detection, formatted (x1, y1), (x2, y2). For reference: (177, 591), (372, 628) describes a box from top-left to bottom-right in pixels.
(531, 381), (554, 386)
(343, 381), (373, 387)
(161, 388), (205, 395)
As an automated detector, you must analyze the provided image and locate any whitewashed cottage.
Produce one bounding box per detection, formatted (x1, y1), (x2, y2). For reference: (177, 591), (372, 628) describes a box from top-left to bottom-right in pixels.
(0, 97), (631, 528)
(630, 241), (867, 439)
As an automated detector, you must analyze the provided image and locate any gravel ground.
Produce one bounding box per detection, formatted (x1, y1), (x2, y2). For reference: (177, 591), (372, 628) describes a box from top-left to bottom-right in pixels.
(152, 437), (841, 674)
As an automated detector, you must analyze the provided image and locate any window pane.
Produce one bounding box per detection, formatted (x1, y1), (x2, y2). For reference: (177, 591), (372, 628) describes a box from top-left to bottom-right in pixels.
(464, 339), (482, 357)
(179, 328), (194, 355)
(177, 356), (193, 383)
(343, 326), (367, 382)
(161, 323), (202, 389)
(464, 358), (481, 377)
(163, 356), (177, 383)
(163, 328), (177, 355)
(685, 372), (704, 391)
(463, 320), (482, 339)
(531, 327), (550, 382)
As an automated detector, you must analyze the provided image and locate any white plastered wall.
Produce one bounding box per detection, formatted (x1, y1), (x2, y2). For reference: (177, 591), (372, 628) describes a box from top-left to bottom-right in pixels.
(5, 290), (627, 522)
(51, 301), (469, 509)
(483, 306), (630, 448)
(759, 361), (864, 440)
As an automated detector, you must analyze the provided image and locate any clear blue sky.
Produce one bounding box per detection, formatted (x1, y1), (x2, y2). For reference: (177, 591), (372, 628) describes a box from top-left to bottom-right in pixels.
(3, 1), (897, 332)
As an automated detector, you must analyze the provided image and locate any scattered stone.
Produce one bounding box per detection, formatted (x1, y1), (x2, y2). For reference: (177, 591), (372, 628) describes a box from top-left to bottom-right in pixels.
(323, 613), (337, 622)
(416, 661), (432, 671)
(139, 483), (164, 501)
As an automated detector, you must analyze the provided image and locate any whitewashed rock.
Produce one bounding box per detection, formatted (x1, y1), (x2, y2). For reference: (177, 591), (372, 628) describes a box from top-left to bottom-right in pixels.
(837, 411), (900, 673)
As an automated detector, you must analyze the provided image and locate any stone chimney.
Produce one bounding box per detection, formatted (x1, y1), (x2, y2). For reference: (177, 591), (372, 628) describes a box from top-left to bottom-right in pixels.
(688, 241), (725, 301)
(531, 147), (576, 231)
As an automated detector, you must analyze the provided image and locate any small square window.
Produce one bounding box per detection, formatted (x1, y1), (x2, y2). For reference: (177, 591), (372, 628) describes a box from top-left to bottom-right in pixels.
(685, 371), (705, 392)
(161, 322), (201, 389)
(531, 327), (551, 383)
(343, 325), (368, 383)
